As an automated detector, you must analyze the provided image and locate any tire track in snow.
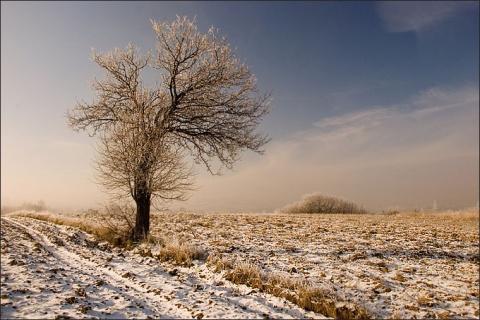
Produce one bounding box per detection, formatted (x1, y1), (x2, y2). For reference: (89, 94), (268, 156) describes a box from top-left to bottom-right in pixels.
(3, 217), (188, 319)
(3, 217), (324, 319)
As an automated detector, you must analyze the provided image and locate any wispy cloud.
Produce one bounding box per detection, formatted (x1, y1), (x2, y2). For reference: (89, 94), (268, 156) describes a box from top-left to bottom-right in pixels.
(284, 86), (479, 169)
(185, 85), (479, 212)
(377, 1), (478, 34)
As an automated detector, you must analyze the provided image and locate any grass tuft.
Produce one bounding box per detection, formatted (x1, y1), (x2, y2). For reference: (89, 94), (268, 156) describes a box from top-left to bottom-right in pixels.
(156, 237), (205, 267)
(206, 252), (233, 272)
(221, 260), (371, 319)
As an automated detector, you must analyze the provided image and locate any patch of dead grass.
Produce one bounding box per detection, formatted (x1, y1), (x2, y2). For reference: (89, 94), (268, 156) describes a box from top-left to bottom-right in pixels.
(221, 260), (371, 319)
(156, 237), (205, 267)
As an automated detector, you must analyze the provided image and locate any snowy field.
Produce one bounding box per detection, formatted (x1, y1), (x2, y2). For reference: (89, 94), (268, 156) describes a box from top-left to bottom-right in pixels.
(1, 211), (478, 319)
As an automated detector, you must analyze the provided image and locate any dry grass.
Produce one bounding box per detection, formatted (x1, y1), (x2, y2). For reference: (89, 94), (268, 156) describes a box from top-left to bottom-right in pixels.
(206, 252), (233, 272)
(9, 210), (207, 267)
(222, 260), (371, 319)
(225, 261), (265, 289)
(156, 237), (205, 267)
(417, 294), (434, 307)
(397, 209), (479, 221)
(9, 210), (132, 249)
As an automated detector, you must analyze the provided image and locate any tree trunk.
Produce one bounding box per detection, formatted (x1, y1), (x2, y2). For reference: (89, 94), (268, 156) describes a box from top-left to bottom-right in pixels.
(133, 192), (151, 241)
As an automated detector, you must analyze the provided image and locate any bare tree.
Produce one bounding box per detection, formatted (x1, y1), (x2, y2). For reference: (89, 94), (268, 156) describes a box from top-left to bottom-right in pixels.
(66, 16), (270, 240)
(93, 111), (195, 239)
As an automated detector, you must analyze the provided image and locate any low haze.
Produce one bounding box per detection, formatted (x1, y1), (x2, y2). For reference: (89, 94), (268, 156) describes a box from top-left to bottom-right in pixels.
(2, 1), (478, 212)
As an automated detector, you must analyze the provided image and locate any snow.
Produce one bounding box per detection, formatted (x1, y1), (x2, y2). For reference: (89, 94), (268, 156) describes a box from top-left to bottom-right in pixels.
(1, 211), (479, 319)
(151, 212), (479, 319)
(0, 215), (324, 319)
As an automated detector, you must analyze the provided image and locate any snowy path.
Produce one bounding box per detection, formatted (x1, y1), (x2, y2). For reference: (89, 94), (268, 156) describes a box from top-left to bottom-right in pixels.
(0, 216), (324, 319)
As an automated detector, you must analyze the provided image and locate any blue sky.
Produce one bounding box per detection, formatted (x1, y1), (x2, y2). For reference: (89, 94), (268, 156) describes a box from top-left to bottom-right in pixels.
(2, 1), (478, 212)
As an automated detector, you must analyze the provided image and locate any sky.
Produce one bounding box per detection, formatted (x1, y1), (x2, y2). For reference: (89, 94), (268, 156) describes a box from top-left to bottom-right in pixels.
(2, 1), (479, 213)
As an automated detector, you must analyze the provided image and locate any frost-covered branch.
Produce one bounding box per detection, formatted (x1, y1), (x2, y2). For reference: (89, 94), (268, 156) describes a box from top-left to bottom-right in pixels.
(66, 16), (270, 239)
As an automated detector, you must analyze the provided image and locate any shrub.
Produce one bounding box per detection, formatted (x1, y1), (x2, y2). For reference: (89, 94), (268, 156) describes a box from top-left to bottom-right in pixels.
(280, 192), (368, 214)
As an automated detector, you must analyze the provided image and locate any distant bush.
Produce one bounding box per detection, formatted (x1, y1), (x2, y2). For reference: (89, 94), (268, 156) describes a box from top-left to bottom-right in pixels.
(280, 192), (368, 214)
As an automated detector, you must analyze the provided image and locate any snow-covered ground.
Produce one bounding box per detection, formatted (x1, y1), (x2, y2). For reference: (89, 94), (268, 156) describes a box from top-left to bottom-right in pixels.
(1, 211), (479, 319)
(0, 215), (325, 319)
(150, 212), (479, 319)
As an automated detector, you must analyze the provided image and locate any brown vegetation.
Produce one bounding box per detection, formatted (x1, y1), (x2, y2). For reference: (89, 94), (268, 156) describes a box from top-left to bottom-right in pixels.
(280, 192), (368, 214)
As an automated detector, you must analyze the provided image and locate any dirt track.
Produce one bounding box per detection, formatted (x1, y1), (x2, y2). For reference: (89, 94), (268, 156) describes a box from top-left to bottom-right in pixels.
(1, 216), (320, 319)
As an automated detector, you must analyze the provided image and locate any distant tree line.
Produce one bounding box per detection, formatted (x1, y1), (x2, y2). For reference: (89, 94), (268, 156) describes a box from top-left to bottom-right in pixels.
(1, 200), (46, 214)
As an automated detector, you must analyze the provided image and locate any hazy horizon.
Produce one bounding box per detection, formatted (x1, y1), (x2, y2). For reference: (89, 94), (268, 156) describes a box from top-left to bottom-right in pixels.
(2, 2), (478, 213)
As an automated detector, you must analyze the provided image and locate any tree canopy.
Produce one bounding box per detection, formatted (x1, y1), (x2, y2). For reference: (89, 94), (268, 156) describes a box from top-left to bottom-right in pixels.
(66, 16), (271, 240)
